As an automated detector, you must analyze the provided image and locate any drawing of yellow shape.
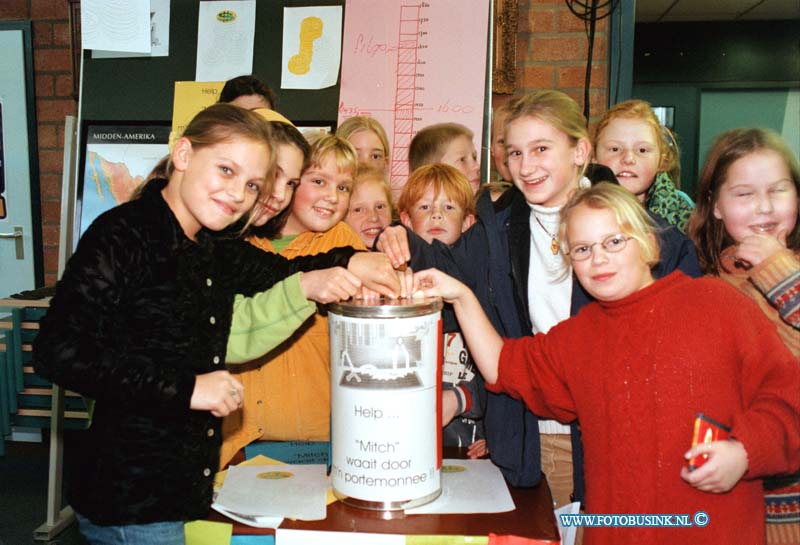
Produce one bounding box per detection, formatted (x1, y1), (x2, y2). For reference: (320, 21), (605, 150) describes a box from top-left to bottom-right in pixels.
(288, 16), (323, 75)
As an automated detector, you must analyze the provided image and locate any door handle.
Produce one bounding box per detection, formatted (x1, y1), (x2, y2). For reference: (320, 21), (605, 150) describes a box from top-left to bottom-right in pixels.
(0, 226), (24, 259)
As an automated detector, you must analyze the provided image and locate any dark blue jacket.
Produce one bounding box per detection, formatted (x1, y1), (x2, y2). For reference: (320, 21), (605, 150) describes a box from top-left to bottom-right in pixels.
(403, 185), (701, 496)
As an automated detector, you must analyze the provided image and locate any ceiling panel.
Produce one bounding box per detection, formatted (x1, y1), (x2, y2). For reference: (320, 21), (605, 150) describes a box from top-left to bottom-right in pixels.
(635, 0), (677, 21)
(739, 0), (800, 20)
(636, 0), (800, 22)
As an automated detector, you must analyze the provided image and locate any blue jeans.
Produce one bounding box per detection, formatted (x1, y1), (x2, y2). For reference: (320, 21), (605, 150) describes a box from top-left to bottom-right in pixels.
(75, 512), (185, 545)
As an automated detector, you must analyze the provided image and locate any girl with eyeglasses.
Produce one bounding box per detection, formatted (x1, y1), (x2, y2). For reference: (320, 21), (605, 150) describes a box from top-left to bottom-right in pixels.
(414, 182), (799, 545)
(376, 91), (701, 521)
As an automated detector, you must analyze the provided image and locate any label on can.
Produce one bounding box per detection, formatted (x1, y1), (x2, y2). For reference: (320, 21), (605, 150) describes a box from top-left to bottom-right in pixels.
(329, 310), (441, 503)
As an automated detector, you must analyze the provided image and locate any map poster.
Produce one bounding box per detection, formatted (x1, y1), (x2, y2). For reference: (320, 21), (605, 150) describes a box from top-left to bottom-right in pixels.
(77, 123), (170, 238)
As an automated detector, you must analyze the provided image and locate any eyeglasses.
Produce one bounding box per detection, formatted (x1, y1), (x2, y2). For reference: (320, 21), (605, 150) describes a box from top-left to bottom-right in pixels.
(567, 234), (631, 261)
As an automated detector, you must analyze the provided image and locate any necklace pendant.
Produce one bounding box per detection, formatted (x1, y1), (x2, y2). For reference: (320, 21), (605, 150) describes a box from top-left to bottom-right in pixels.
(550, 237), (559, 255)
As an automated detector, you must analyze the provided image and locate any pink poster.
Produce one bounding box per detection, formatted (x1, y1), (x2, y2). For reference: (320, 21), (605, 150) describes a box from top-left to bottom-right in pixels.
(339, 0), (490, 197)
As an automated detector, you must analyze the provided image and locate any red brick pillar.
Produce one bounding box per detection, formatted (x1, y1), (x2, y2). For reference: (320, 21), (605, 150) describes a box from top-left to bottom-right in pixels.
(497, 0), (610, 127)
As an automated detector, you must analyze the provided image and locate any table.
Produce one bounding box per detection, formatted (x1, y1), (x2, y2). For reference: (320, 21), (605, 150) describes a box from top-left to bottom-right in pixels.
(208, 448), (560, 543)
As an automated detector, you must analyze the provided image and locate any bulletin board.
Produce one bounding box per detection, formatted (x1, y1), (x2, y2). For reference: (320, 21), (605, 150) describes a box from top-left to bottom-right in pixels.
(80, 0), (345, 124)
(78, 0), (493, 194)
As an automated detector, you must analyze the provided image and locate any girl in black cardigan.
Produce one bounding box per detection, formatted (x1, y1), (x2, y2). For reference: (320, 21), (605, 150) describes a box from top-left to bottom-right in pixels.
(34, 104), (400, 545)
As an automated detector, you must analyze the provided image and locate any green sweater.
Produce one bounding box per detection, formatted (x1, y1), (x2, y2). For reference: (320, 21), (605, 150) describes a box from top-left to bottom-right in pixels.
(226, 272), (316, 364)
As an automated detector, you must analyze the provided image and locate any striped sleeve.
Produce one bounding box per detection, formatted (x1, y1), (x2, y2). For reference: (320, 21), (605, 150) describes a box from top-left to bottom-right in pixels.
(749, 249), (800, 329)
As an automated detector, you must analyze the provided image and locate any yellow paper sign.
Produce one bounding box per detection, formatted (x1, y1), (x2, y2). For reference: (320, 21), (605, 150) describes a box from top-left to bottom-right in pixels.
(172, 81), (225, 137)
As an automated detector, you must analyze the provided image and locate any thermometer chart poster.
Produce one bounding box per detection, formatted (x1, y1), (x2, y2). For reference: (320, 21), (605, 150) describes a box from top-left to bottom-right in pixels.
(339, 0), (490, 198)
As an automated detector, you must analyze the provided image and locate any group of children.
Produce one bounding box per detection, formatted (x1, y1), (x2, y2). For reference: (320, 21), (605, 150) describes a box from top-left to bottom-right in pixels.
(31, 74), (798, 545)
(377, 90), (798, 545)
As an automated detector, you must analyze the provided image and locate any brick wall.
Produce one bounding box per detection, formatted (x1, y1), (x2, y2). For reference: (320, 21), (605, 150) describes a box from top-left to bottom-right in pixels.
(496, 0), (610, 126)
(1, 0), (610, 286)
(1, 0), (76, 287)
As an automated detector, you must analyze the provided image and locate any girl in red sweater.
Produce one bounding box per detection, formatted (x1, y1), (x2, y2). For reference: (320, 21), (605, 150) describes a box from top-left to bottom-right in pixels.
(415, 182), (800, 545)
(688, 128), (800, 545)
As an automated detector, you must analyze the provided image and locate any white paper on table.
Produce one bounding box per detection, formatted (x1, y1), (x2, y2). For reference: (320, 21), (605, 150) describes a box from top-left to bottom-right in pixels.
(81, 0), (151, 53)
(276, 529), (404, 545)
(93, 0), (171, 58)
(555, 501), (581, 545)
(210, 503), (284, 529)
(214, 464), (327, 521)
(281, 6), (342, 90)
(196, 1), (256, 82)
(404, 459), (515, 515)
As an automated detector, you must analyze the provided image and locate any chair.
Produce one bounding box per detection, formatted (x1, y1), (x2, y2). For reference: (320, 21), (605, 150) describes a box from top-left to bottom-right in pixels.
(0, 301), (90, 455)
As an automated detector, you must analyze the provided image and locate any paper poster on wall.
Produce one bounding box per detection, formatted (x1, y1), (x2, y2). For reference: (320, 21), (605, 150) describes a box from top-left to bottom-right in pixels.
(296, 123), (335, 141)
(338, 0), (489, 197)
(196, 1), (256, 82)
(171, 81), (225, 136)
(81, 0), (152, 53)
(92, 0), (171, 58)
(281, 6), (343, 90)
(77, 124), (170, 237)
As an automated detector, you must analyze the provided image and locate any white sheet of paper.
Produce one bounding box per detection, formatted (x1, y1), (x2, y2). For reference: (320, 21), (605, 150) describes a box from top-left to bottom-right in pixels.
(196, 0), (256, 82)
(555, 501), (581, 545)
(404, 459), (516, 515)
(81, 0), (151, 53)
(210, 503), (283, 529)
(281, 6), (342, 90)
(276, 529), (404, 545)
(214, 464), (327, 521)
(92, 0), (171, 58)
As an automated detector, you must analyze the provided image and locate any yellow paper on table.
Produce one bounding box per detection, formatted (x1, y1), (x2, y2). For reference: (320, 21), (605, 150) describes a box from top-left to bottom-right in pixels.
(215, 454), (338, 506)
(184, 520), (232, 545)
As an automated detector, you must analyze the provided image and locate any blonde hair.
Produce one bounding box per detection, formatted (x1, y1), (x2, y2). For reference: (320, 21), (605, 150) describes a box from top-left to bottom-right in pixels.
(352, 165), (395, 216)
(142, 103), (275, 206)
(397, 163), (476, 217)
(491, 100), (513, 143)
(560, 182), (660, 267)
(336, 116), (391, 158)
(594, 99), (680, 183)
(307, 134), (359, 178)
(409, 123), (474, 172)
(688, 128), (800, 274)
(505, 90), (589, 147)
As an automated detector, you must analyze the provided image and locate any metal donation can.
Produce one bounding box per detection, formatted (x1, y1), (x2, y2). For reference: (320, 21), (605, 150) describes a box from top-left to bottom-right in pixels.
(328, 297), (443, 511)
